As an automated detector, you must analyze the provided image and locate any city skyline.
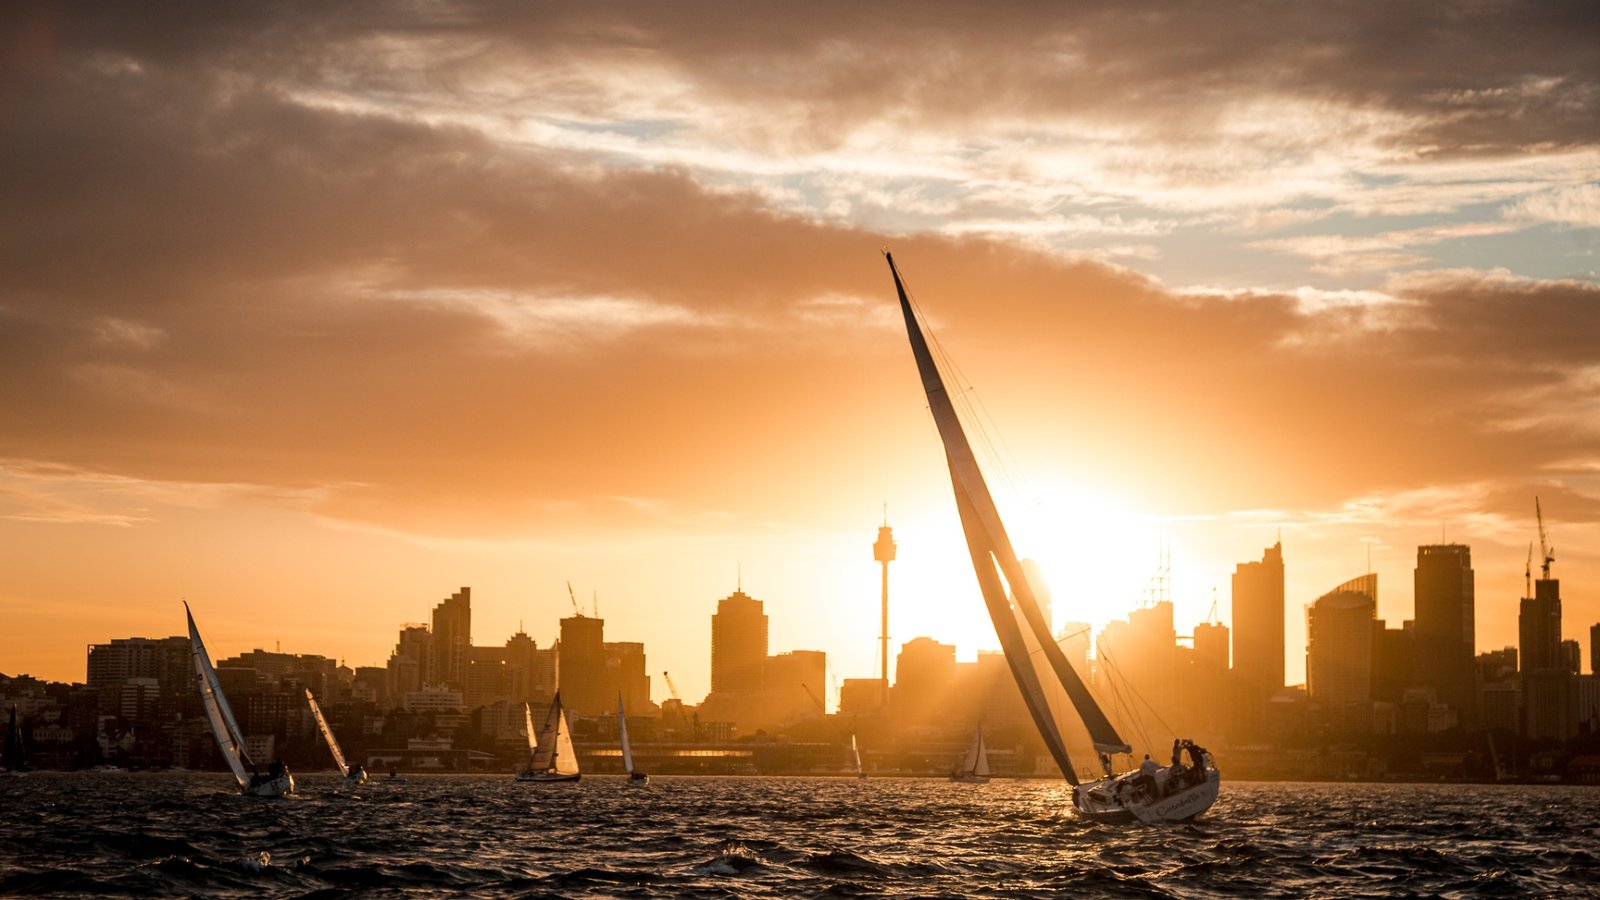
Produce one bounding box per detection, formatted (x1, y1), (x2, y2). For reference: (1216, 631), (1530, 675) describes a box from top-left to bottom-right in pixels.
(4, 4), (1600, 695)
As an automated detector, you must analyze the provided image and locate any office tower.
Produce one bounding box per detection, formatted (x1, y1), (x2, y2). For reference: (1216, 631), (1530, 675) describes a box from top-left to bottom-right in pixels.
(892, 637), (957, 727)
(1521, 575), (1571, 740)
(1413, 544), (1475, 728)
(710, 588), (768, 694)
(606, 641), (651, 714)
(1192, 621), (1230, 672)
(1306, 574), (1376, 732)
(386, 624), (432, 706)
(86, 636), (190, 691)
(765, 650), (827, 722)
(504, 629), (539, 705)
(1561, 640), (1581, 674)
(430, 587), (472, 691)
(465, 645), (509, 710)
(558, 613), (607, 717)
(1232, 542), (1285, 697)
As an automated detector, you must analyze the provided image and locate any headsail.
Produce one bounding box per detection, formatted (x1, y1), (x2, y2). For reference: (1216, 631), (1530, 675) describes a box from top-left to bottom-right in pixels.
(961, 726), (991, 777)
(617, 694), (636, 775)
(886, 253), (1131, 783)
(551, 704), (579, 777)
(184, 602), (252, 786)
(528, 694), (561, 773)
(304, 689), (349, 776)
(524, 702), (537, 751)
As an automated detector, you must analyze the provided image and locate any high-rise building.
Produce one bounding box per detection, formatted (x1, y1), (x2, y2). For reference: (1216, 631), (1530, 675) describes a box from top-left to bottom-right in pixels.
(1413, 544), (1475, 729)
(1521, 575), (1571, 740)
(893, 637), (957, 727)
(1592, 623), (1600, 677)
(430, 587), (472, 691)
(764, 650), (827, 722)
(465, 645), (509, 709)
(605, 641), (652, 714)
(558, 614), (607, 717)
(386, 624), (432, 705)
(86, 636), (189, 691)
(1561, 639), (1581, 675)
(1232, 542), (1285, 697)
(710, 589), (768, 695)
(1306, 574), (1376, 732)
(1192, 621), (1230, 672)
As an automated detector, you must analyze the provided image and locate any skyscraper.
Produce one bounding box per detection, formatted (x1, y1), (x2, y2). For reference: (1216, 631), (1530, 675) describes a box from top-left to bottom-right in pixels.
(1521, 575), (1570, 740)
(558, 613), (607, 717)
(710, 588), (768, 694)
(1232, 542), (1285, 697)
(1306, 574), (1376, 732)
(430, 587), (471, 691)
(1413, 545), (1475, 729)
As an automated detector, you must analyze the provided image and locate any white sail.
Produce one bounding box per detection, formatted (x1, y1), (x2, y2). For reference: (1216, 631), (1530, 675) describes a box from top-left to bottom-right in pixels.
(959, 726), (991, 777)
(524, 703), (537, 751)
(184, 602), (251, 787)
(552, 706), (579, 777)
(304, 689), (349, 776)
(527, 695), (562, 773)
(617, 694), (635, 774)
(849, 733), (862, 776)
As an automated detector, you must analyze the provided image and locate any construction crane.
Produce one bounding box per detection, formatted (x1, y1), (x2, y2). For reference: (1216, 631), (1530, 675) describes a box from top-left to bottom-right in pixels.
(1526, 543), (1534, 598)
(566, 581), (582, 617)
(800, 682), (826, 715)
(1536, 497), (1555, 580)
(662, 671), (681, 702)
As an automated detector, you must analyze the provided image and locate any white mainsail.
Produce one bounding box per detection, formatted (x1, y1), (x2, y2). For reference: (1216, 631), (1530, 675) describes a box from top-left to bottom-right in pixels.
(617, 694), (636, 775)
(960, 726), (991, 778)
(886, 253), (1131, 785)
(184, 602), (251, 787)
(551, 704), (579, 777)
(304, 689), (349, 776)
(528, 693), (580, 777)
(524, 702), (537, 750)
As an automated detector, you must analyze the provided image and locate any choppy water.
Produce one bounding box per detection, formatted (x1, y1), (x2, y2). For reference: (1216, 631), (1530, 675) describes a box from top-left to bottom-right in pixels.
(2, 773), (1597, 897)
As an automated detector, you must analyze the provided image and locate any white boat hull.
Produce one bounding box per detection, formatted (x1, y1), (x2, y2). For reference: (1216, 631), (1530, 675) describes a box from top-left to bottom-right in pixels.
(1074, 767), (1220, 824)
(243, 773), (294, 797)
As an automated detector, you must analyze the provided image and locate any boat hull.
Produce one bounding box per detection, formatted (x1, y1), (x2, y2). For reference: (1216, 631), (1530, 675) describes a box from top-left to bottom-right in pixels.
(515, 771), (581, 783)
(627, 772), (650, 785)
(1074, 768), (1219, 824)
(949, 773), (990, 784)
(243, 773), (294, 797)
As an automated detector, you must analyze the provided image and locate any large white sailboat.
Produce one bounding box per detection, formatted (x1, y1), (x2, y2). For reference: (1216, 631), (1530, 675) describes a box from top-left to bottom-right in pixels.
(305, 689), (366, 785)
(516, 692), (581, 783)
(185, 602), (293, 797)
(618, 694), (648, 785)
(886, 253), (1220, 824)
(950, 726), (991, 784)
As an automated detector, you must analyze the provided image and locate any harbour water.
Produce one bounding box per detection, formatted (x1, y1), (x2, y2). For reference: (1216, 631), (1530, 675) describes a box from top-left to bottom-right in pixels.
(2, 773), (1596, 897)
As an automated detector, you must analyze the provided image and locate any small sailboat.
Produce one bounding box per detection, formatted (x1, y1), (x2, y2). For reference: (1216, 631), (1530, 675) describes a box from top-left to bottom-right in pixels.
(1, 704), (26, 774)
(849, 733), (865, 780)
(185, 602), (292, 797)
(950, 725), (991, 784)
(305, 689), (366, 785)
(618, 694), (648, 785)
(516, 692), (581, 783)
(886, 253), (1219, 823)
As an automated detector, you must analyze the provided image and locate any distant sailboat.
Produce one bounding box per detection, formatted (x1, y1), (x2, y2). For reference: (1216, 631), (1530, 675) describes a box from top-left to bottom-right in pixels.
(185, 602), (292, 797)
(950, 725), (991, 784)
(886, 253), (1219, 823)
(850, 733), (865, 780)
(1, 704), (25, 774)
(305, 689), (366, 785)
(516, 693), (581, 783)
(618, 694), (648, 785)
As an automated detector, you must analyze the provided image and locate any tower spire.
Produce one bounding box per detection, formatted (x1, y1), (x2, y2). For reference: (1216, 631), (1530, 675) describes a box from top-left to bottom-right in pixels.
(873, 511), (897, 711)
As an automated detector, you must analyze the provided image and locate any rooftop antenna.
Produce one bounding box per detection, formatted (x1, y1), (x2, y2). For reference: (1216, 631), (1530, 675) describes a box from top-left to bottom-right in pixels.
(1536, 496), (1555, 580)
(737, 562), (742, 592)
(592, 589), (599, 618)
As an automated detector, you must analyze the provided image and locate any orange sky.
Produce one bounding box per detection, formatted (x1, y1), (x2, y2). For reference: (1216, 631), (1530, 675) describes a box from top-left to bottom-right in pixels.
(3, 2), (1599, 697)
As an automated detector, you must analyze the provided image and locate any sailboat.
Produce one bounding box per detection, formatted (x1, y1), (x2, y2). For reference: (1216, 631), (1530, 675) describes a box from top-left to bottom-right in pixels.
(1, 704), (26, 774)
(618, 694), (648, 785)
(184, 602), (293, 797)
(305, 689), (366, 785)
(950, 725), (991, 784)
(849, 733), (865, 780)
(516, 692), (581, 783)
(886, 253), (1220, 824)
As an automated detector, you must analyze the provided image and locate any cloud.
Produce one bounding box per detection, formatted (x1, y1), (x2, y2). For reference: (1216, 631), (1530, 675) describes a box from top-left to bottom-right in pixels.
(1505, 183), (1600, 228)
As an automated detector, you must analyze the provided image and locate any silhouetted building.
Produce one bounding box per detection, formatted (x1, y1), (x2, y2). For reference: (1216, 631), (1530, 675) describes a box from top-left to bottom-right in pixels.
(430, 587), (472, 691)
(893, 637), (957, 728)
(764, 650), (827, 723)
(710, 589), (767, 694)
(1371, 619), (1413, 704)
(558, 613), (607, 717)
(839, 678), (886, 716)
(1413, 545), (1475, 729)
(1306, 575), (1376, 732)
(465, 645), (509, 709)
(1562, 639), (1581, 675)
(1522, 576), (1572, 741)
(1192, 621), (1230, 673)
(1592, 623), (1600, 676)
(1233, 542), (1285, 699)
(606, 641), (651, 715)
(505, 629), (557, 708)
(386, 625), (432, 705)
